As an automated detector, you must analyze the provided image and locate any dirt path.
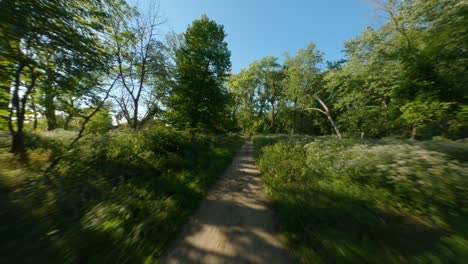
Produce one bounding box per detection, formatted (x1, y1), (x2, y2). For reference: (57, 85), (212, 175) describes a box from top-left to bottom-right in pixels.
(161, 141), (292, 264)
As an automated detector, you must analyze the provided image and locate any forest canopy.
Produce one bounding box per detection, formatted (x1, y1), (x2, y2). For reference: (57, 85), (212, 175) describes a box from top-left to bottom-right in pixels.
(1, 0), (466, 155)
(0, 0), (467, 263)
(229, 0), (467, 139)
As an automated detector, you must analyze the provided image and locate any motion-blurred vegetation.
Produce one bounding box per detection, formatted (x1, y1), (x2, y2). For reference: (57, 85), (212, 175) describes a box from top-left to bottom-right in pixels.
(0, 126), (242, 263)
(255, 135), (468, 263)
(1, 0), (467, 262)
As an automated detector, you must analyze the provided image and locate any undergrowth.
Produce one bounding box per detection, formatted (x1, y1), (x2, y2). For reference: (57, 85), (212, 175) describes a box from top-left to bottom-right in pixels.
(0, 127), (242, 263)
(254, 135), (468, 263)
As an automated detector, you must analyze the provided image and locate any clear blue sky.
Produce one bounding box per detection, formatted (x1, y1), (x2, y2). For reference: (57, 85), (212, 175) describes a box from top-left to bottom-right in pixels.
(151, 0), (381, 73)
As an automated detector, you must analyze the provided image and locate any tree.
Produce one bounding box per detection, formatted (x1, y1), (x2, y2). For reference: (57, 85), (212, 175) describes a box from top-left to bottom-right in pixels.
(228, 57), (286, 133)
(86, 103), (114, 135)
(284, 43), (323, 134)
(252, 57), (285, 133)
(110, 2), (168, 129)
(401, 100), (456, 140)
(228, 69), (257, 133)
(168, 15), (231, 133)
(283, 43), (342, 138)
(0, 0), (126, 155)
(329, 0), (467, 139)
(324, 27), (399, 138)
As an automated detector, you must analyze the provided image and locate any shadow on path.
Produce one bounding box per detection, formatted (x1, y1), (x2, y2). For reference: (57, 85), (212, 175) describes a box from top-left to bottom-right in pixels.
(161, 141), (292, 264)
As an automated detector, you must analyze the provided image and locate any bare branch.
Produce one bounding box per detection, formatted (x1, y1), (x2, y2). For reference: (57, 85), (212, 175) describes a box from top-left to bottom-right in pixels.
(314, 96), (330, 113)
(303, 107), (327, 115)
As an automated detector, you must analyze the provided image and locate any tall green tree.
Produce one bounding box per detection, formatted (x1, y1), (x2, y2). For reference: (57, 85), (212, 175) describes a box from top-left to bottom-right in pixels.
(228, 68), (258, 133)
(229, 57), (285, 133)
(251, 57), (285, 133)
(284, 43), (324, 134)
(0, 0), (127, 155)
(283, 43), (343, 138)
(168, 15), (231, 132)
(321, 0), (466, 139)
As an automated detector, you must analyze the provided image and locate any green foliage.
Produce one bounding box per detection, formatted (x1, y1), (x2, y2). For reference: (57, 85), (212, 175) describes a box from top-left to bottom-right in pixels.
(86, 107), (114, 135)
(257, 136), (468, 263)
(0, 0), (130, 153)
(168, 15), (232, 132)
(0, 126), (242, 262)
(401, 100), (457, 130)
(232, 0), (467, 139)
(229, 56), (286, 133)
(258, 142), (306, 185)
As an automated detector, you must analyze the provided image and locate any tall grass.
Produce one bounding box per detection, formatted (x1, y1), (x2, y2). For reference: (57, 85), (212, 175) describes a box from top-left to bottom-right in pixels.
(0, 126), (243, 263)
(255, 136), (468, 263)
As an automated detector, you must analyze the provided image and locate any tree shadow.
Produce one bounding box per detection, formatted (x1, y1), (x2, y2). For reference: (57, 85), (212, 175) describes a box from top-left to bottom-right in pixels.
(0, 148), (226, 263)
(0, 180), (66, 263)
(162, 142), (292, 263)
(270, 184), (458, 263)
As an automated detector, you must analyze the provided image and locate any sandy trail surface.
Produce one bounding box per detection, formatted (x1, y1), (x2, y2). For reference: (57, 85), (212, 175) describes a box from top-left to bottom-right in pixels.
(161, 141), (292, 264)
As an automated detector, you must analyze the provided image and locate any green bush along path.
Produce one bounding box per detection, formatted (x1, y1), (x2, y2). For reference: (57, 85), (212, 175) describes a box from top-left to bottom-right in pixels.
(254, 135), (468, 263)
(0, 129), (243, 263)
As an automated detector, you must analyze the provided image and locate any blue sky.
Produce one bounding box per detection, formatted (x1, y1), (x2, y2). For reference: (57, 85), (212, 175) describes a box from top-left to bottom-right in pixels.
(150, 0), (382, 73)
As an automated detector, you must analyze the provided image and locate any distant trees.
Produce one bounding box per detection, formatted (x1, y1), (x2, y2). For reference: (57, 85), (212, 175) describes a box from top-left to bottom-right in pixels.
(283, 43), (342, 138)
(230, 0), (467, 139)
(0, 0), (465, 158)
(167, 15), (232, 133)
(229, 57), (285, 133)
(230, 44), (342, 136)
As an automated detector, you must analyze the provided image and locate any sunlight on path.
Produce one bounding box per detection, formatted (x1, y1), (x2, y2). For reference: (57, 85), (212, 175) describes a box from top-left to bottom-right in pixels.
(161, 141), (292, 264)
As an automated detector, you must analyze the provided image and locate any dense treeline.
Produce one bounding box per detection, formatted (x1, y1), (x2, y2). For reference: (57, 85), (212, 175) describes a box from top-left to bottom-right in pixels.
(1, 0), (466, 152)
(1, 1), (234, 157)
(230, 0), (467, 139)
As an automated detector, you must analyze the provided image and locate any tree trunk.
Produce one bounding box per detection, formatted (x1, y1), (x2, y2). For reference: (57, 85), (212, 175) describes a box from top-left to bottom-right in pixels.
(11, 131), (25, 156)
(271, 102), (275, 133)
(411, 126), (417, 140)
(9, 63), (28, 158)
(44, 92), (56, 131)
(30, 95), (38, 131)
(64, 115), (72, 130)
(33, 114), (38, 131)
(313, 96), (343, 139)
(292, 98), (297, 134)
(305, 97), (343, 138)
(133, 100), (139, 129)
(326, 112), (342, 139)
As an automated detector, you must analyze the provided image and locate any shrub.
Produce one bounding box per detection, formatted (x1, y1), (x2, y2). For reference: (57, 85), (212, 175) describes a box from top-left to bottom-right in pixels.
(258, 142), (307, 190)
(257, 137), (468, 263)
(0, 125), (243, 263)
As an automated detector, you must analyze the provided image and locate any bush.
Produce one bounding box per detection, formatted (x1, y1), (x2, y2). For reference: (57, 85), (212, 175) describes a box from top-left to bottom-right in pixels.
(0, 125), (243, 263)
(259, 142), (307, 189)
(257, 137), (468, 263)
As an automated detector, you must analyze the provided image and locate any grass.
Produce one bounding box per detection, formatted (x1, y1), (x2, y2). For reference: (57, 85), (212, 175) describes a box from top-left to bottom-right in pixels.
(254, 135), (468, 263)
(0, 127), (243, 263)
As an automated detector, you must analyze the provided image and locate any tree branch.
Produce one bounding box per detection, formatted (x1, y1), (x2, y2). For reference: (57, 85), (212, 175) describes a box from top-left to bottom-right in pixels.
(45, 74), (120, 174)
